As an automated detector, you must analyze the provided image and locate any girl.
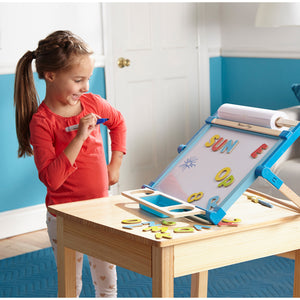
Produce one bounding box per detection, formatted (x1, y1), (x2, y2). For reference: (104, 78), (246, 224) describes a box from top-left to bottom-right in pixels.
(14, 30), (126, 297)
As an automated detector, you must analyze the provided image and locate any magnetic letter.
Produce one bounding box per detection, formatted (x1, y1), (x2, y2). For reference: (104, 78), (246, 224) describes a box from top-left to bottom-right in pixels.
(220, 140), (239, 154)
(215, 167), (231, 181)
(187, 192), (204, 203)
(155, 232), (172, 239)
(251, 143), (268, 158)
(143, 226), (161, 232)
(212, 138), (228, 151)
(207, 196), (220, 210)
(162, 220), (176, 226)
(215, 167), (235, 188)
(122, 218), (142, 224)
(174, 227), (194, 233)
(218, 175), (234, 187)
(205, 135), (220, 147)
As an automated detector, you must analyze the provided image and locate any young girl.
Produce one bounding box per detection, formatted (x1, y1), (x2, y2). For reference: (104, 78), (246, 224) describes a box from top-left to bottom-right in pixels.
(14, 30), (126, 297)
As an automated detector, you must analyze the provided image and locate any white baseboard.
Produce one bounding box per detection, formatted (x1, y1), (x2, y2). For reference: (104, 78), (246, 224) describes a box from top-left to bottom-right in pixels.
(0, 204), (47, 239)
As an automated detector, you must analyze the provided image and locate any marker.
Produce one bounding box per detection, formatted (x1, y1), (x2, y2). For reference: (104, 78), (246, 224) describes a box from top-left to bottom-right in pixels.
(257, 198), (273, 208)
(65, 118), (109, 132)
(245, 193), (273, 208)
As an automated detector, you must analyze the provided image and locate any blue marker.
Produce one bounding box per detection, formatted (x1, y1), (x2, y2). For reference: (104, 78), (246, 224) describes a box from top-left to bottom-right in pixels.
(257, 198), (273, 208)
(65, 118), (109, 132)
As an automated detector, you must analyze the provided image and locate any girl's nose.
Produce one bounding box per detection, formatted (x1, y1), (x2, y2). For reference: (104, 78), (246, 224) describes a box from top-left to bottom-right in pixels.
(81, 81), (89, 92)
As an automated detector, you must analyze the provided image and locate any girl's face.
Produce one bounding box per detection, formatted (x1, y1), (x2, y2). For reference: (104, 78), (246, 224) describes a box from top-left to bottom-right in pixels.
(47, 55), (95, 107)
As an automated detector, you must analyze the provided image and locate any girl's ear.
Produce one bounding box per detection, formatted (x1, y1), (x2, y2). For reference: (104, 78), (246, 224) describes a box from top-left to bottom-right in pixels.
(44, 71), (56, 82)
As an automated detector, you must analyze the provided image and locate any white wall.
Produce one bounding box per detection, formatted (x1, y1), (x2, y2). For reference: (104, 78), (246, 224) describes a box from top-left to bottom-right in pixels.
(199, 3), (222, 57)
(202, 2), (300, 59)
(220, 2), (300, 58)
(0, 3), (103, 74)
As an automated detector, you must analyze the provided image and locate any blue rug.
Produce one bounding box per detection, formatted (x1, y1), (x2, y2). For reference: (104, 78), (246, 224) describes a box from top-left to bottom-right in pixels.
(0, 247), (294, 297)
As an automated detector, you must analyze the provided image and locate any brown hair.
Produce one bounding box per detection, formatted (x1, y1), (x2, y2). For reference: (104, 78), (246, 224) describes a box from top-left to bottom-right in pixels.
(14, 30), (93, 157)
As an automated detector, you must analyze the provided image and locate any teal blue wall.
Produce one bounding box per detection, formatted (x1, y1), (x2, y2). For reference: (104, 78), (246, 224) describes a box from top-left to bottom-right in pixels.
(0, 67), (107, 213)
(210, 57), (300, 114)
(4, 57), (300, 212)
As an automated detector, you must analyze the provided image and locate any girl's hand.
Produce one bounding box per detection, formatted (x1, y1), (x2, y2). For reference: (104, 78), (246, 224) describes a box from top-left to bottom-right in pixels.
(63, 113), (99, 165)
(76, 113), (99, 141)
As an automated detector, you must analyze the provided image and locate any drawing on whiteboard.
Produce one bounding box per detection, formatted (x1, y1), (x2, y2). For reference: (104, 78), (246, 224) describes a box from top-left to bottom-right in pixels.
(179, 156), (199, 171)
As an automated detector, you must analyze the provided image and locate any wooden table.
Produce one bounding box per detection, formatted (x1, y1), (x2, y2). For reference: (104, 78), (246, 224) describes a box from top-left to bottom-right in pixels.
(48, 190), (300, 297)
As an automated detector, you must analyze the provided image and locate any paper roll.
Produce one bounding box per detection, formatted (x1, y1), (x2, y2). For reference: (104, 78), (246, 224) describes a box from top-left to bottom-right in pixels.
(217, 104), (289, 130)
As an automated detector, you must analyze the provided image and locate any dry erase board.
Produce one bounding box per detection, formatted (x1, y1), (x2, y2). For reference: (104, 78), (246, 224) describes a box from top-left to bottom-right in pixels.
(150, 124), (281, 212)
(122, 104), (300, 224)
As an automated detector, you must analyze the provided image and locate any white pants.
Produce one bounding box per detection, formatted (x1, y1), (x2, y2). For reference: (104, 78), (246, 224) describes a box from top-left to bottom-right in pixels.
(46, 212), (117, 297)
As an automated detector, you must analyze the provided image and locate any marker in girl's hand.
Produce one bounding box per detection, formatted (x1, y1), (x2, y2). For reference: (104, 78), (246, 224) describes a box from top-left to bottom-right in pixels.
(65, 118), (109, 132)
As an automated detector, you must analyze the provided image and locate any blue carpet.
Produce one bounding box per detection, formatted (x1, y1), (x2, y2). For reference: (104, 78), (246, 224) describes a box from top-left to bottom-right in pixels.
(0, 247), (294, 297)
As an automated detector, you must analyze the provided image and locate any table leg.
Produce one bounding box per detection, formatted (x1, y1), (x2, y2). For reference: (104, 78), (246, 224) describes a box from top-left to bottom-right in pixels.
(152, 246), (174, 297)
(294, 249), (300, 297)
(191, 271), (208, 297)
(57, 216), (77, 297)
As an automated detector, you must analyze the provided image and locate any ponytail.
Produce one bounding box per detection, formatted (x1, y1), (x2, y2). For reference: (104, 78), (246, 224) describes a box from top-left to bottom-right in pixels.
(14, 30), (93, 158)
(14, 50), (39, 157)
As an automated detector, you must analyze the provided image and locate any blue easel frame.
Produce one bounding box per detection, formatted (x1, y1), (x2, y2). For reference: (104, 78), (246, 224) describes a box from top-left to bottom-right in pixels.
(141, 115), (300, 224)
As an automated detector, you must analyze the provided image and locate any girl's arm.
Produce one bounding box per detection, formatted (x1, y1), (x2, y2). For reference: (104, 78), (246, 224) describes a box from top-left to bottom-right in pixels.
(107, 151), (124, 186)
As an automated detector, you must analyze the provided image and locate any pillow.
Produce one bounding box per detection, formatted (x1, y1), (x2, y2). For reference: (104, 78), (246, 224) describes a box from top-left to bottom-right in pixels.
(291, 83), (300, 102)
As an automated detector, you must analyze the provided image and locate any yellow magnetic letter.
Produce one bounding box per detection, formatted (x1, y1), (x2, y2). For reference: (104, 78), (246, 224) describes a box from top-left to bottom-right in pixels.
(205, 135), (220, 147)
(215, 167), (231, 181)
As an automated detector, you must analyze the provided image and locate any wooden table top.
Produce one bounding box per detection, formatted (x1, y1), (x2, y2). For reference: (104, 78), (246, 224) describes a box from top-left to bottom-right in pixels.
(48, 190), (300, 248)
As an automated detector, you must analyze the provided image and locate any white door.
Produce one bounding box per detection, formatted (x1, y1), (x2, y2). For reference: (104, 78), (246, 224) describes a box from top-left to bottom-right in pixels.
(104, 3), (202, 193)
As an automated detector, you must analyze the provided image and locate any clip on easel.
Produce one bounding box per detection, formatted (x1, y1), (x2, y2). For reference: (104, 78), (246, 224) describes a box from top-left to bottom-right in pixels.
(122, 104), (300, 224)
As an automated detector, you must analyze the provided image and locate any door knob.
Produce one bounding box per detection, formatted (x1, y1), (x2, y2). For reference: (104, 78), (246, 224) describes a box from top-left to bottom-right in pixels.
(118, 57), (130, 68)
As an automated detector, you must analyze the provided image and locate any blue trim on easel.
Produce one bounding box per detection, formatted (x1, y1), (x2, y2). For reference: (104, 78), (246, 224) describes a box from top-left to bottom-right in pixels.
(255, 167), (284, 189)
(255, 123), (300, 189)
(195, 206), (226, 224)
(143, 115), (300, 225)
(262, 124), (300, 168)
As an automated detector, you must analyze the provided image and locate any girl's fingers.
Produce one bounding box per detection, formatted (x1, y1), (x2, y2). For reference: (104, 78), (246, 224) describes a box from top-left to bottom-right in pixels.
(82, 113), (98, 126)
(76, 114), (99, 140)
(89, 113), (100, 125)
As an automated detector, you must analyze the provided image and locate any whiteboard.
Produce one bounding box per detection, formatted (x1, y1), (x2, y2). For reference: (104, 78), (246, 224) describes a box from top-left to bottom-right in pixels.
(151, 124), (281, 211)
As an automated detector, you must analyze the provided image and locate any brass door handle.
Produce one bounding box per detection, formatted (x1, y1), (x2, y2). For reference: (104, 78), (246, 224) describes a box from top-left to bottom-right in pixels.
(118, 57), (130, 68)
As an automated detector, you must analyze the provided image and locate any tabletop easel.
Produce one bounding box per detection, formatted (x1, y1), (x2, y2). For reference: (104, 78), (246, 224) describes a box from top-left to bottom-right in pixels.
(123, 104), (300, 224)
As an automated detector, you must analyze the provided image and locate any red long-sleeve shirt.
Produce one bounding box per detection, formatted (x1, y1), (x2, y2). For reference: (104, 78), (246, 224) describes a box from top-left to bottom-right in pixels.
(30, 93), (126, 207)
